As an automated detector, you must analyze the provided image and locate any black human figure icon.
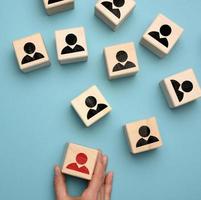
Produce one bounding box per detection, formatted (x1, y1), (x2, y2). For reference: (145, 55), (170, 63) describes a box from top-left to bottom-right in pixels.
(101, 0), (125, 19)
(48, 0), (63, 4)
(61, 33), (85, 55)
(148, 24), (172, 48)
(171, 79), (193, 102)
(85, 96), (108, 120)
(21, 42), (44, 65)
(136, 126), (159, 148)
(113, 50), (136, 72)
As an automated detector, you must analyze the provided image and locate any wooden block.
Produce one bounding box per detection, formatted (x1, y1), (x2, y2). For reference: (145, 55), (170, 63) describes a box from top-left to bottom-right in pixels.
(43, 0), (74, 15)
(62, 143), (98, 180)
(160, 68), (201, 108)
(124, 117), (163, 154)
(140, 14), (183, 58)
(104, 42), (140, 80)
(55, 27), (88, 64)
(13, 33), (50, 72)
(71, 85), (112, 127)
(95, 0), (136, 31)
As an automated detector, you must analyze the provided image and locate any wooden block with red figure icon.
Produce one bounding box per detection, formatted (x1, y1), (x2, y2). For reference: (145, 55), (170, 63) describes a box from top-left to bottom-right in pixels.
(62, 143), (99, 180)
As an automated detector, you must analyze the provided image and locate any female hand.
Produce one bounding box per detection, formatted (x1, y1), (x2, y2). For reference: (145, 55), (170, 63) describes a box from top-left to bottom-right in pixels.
(54, 152), (113, 200)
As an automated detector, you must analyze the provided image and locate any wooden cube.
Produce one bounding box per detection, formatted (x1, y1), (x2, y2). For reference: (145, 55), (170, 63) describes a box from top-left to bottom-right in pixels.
(160, 68), (201, 108)
(55, 27), (88, 64)
(104, 42), (140, 79)
(43, 0), (74, 15)
(13, 33), (50, 72)
(140, 14), (183, 57)
(62, 143), (98, 180)
(71, 85), (112, 127)
(95, 0), (136, 31)
(124, 117), (163, 154)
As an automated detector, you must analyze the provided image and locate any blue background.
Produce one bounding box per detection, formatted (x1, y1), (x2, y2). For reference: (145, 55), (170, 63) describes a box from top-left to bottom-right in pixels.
(0, 0), (201, 200)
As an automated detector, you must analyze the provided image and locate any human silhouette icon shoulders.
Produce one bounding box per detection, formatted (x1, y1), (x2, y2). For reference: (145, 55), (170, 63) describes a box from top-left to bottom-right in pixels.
(171, 79), (193, 102)
(101, 0), (125, 19)
(148, 24), (172, 48)
(113, 50), (136, 72)
(61, 33), (84, 55)
(66, 153), (89, 175)
(48, 0), (63, 5)
(136, 126), (159, 148)
(85, 96), (108, 120)
(21, 42), (44, 65)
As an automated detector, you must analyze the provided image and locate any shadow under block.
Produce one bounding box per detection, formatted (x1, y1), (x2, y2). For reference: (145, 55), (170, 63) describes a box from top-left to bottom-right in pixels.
(13, 33), (50, 72)
(43, 0), (74, 15)
(160, 68), (201, 108)
(62, 143), (98, 180)
(55, 27), (88, 64)
(140, 14), (183, 58)
(104, 42), (140, 80)
(71, 85), (112, 127)
(95, 0), (136, 31)
(124, 117), (163, 154)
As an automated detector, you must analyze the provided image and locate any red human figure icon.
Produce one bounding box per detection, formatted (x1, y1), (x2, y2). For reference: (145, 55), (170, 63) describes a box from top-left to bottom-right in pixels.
(66, 153), (89, 174)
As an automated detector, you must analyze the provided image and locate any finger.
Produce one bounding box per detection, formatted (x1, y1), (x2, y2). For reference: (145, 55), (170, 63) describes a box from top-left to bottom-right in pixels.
(98, 186), (105, 200)
(87, 152), (108, 193)
(104, 172), (113, 200)
(54, 165), (69, 200)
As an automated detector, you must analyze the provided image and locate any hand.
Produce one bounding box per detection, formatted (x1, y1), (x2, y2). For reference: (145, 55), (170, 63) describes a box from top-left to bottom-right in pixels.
(54, 153), (113, 200)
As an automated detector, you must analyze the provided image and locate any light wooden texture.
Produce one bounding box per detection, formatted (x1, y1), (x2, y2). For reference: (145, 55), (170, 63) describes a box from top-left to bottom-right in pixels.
(160, 68), (201, 108)
(104, 42), (140, 80)
(55, 27), (88, 64)
(95, 0), (136, 31)
(43, 0), (74, 15)
(62, 143), (98, 180)
(140, 14), (183, 57)
(13, 33), (50, 72)
(71, 85), (112, 127)
(124, 117), (163, 154)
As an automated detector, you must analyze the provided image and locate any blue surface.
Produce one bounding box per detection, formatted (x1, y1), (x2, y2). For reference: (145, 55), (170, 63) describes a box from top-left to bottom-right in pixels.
(1, 0), (201, 200)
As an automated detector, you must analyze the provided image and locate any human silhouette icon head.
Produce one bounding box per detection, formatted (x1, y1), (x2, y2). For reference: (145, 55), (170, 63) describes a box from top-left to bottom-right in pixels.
(139, 126), (151, 138)
(24, 42), (36, 54)
(116, 50), (128, 63)
(76, 153), (88, 165)
(159, 24), (172, 37)
(85, 96), (97, 108)
(181, 80), (193, 93)
(65, 33), (77, 46)
(113, 0), (125, 7)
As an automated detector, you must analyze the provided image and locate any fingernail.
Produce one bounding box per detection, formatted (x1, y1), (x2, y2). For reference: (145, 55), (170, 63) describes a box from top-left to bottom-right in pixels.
(55, 166), (61, 176)
(103, 155), (108, 165)
(109, 171), (113, 178)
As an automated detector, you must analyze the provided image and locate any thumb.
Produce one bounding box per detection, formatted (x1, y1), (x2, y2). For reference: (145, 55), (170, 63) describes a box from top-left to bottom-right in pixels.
(54, 165), (69, 200)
